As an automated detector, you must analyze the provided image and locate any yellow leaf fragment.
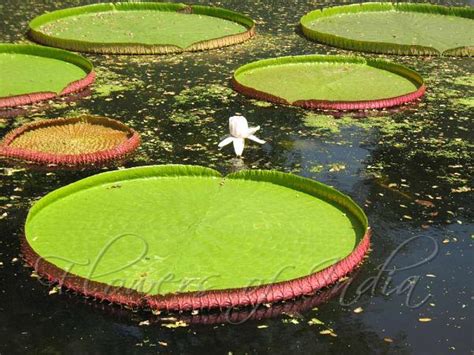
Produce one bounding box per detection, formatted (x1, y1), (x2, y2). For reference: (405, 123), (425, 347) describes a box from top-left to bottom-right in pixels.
(48, 286), (60, 295)
(161, 320), (188, 328)
(320, 329), (337, 337)
(308, 318), (324, 325)
(419, 318), (432, 322)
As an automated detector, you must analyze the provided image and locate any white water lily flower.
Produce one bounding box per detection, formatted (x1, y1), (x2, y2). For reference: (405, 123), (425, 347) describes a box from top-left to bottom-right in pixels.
(218, 115), (265, 157)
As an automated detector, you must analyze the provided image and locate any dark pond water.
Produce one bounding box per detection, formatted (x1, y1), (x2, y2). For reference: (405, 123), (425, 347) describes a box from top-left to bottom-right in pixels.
(0, 0), (473, 354)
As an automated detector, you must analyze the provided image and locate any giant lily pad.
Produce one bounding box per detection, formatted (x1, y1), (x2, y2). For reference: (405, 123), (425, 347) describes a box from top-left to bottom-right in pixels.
(233, 55), (425, 110)
(300, 3), (474, 56)
(23, 165), (370, 310)
(0, 44), (94, 108)
(0, 116), (140, 166)
(28, 2), (255, 54)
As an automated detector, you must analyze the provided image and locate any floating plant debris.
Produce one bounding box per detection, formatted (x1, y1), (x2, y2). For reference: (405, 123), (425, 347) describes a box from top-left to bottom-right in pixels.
(300, 3), (474, 56)
(29, 2), (256, 54)
(23, 165), (370, 311)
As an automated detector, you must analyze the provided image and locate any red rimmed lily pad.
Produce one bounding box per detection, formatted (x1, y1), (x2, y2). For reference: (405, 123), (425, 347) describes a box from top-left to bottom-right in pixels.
(233, 55), (425, 110)
(0, 44), (95, 108)
(22, 165), (370, 311)
(0, 116), (140, 167)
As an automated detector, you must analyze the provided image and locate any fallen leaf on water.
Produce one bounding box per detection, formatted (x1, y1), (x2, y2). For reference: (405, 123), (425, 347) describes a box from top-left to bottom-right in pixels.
(48, 286), (60, 295)
(353, 307), (364, 314)
(415, 199), (435, 208)
(161, 320), (188, 328)
(139, 320), (150, 326)
(329, 163), (346, 172)
(320, 329), (337, 337)
(158, 341), (168, 347)
(384, 337), (394, 343)
(419, 318), (432, 322)
(308, 317), (324, 325)
(257, 325), (269, 329)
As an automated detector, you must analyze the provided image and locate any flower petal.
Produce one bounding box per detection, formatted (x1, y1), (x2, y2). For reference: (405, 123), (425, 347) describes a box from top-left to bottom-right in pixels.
(232, 138), (245, 157)
(229, 116), (248, 138)
(218, 136), (234, 148)
(248, 135), (266, 144)
(247, 126), (260, 136)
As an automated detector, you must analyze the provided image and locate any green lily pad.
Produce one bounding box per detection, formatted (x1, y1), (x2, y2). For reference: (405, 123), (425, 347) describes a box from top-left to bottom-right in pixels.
(0, 44), (93, 107)
(301, 3), (474, 56)
(24, 165), (369, 309)
(233, 55), (425, 110)
(29, 2), (255, 54)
